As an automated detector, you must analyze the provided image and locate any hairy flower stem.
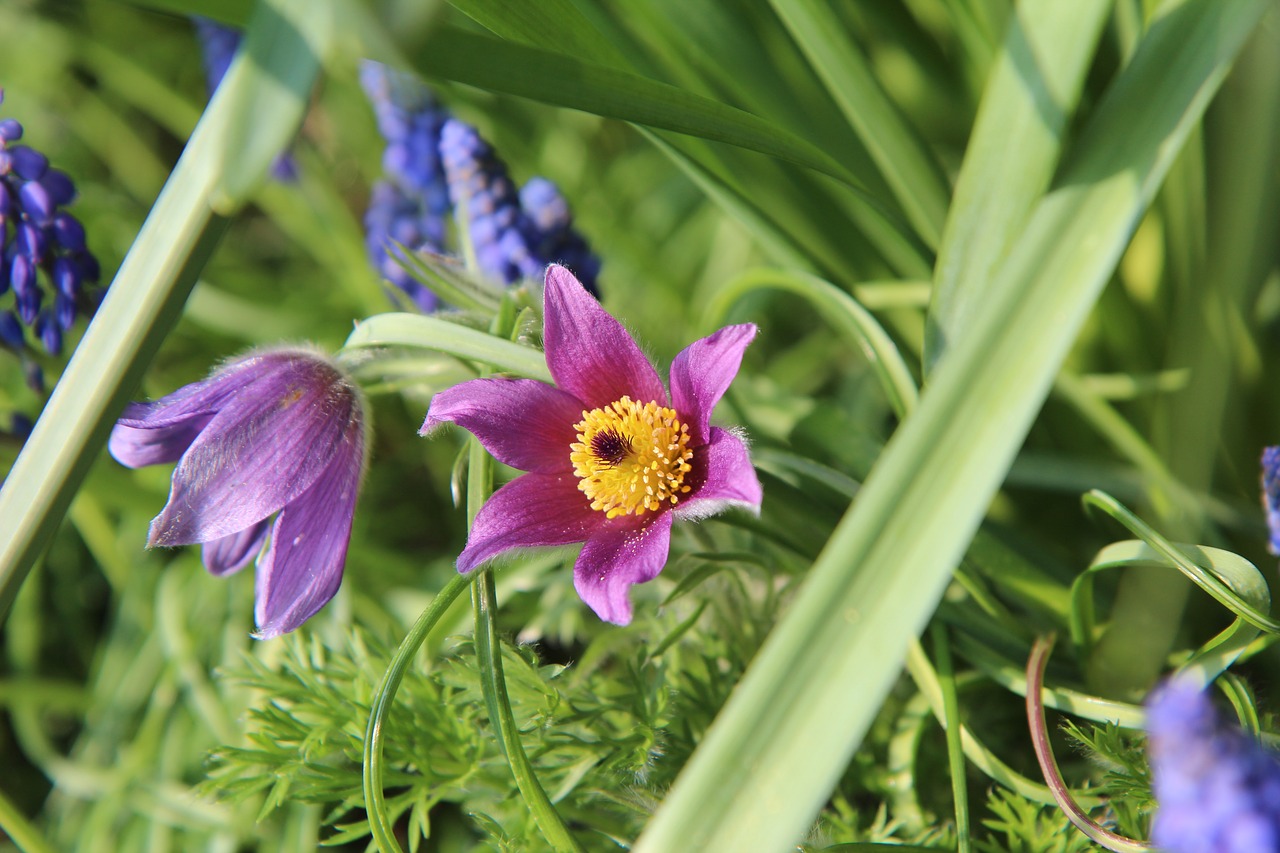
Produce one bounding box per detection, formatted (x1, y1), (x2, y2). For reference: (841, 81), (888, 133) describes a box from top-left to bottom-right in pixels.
(468, 437), (583, 853)
(1025, 635), (1151, 852)
(362, 570), (470, 853)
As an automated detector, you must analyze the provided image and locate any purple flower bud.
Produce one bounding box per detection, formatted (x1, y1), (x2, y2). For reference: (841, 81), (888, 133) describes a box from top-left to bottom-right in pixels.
(18, 180), (53, 224)
(75, 251), (100, 284)
(9, 413), (33, 440)
(15, 280), (41, 326)
(0, 180), (10, 216)
(8, 146), (48, 181)
(0, 311), (24, 348)
(0, 118), (22, 142)
(15, 222), (45, 261)
(109, 347), (369, 638)
(39, 169), (75, 206)
(50, 212), (85, 251)
(51, 256), (79, 298)
(55, 291), (77, 330)
(34, 310), (61, 355)
(10, 253), (34, 297)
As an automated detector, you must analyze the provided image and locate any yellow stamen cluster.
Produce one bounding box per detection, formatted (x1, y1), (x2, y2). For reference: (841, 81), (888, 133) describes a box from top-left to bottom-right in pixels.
(570, 396), (693, 518)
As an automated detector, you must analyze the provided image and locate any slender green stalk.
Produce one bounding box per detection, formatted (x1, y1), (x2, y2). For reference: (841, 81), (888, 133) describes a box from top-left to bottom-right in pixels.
(0, 785), (58, 853)
(361, 572), (471, 853)
(929, 625), (970, 853)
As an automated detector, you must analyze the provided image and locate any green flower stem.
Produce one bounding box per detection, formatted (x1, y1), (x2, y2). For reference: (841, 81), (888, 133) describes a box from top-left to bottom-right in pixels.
(362, 571), (471, 853)
(467, 439), (583, 853)
(0, 784), (57, 853)
(929, 624), (970, 853)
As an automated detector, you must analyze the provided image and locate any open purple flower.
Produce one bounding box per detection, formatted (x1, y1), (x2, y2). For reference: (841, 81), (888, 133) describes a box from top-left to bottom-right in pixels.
(422, 265), (762, 624)
(109, 347), (367, 638)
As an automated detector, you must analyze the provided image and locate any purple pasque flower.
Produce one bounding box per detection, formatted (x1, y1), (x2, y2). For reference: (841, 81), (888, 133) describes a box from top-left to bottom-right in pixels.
(109, 347), (367, 638)
(422, 265), (762, 624)
(1146, 677), (1280, 852)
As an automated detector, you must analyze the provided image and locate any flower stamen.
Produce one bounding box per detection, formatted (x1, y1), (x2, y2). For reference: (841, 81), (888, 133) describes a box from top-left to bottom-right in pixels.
(570, 396), (693, 518)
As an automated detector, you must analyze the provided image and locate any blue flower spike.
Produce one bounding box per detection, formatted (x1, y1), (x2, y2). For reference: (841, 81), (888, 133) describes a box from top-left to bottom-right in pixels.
(0, 88), (101, 366)
(1147, 677), (1280, 852)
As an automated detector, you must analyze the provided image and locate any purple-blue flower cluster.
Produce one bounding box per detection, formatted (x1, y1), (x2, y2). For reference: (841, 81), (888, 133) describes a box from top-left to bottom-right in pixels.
(0, 89), (100, 369)
(1147, 678), (1280, 852)
(359, 61), (451, 312)
(1262, 446), (1280, 555)
(361, 63), (599, 305)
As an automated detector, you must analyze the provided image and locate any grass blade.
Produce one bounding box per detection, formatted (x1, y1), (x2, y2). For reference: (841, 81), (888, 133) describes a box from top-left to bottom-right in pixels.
(633, 2), (1268, 848)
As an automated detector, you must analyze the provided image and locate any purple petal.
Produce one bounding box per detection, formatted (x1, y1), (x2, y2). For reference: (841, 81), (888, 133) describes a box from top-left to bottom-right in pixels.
(543, 264), (666, 410)
(674, 427), (762, 520)
(573, 511), (673, 625)
(669, 324), (757, 446)
(457, 472), (604, 571)
(202, 519), (270, 576)
(108, 362), (265, 468)
(109, 416), (214, 468)
(252, 422), (364, 638)
(148, 353), (363, 546)
(422, 378), (583, 473)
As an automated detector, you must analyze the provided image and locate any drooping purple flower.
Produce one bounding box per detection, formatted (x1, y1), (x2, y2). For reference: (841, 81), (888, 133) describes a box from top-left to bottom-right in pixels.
(109, 347), (367, 638)
(421, 265), (761, 624)
(0, 88), (101, 362)
(1146, 677), (1280, 852)
(1262, 446), (1280, 555)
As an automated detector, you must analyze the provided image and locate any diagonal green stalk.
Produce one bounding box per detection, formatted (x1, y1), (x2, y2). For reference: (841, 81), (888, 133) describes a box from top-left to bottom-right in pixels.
(926, 0), (1111, 367)
(0, 0), (329, 626)
(0, 783), (58, 853)
(634, 2), (1268, 848)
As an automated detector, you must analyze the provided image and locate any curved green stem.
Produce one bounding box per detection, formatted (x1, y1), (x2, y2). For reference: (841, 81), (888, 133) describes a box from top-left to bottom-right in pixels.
(362, 571), (471, 853)
(467, 440), (583, 852)
(704, 267), (919, 420)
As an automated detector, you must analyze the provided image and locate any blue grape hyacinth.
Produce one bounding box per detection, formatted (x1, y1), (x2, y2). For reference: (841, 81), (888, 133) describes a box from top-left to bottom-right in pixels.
(360, 62), (601, 305)
(438, 118), (599, 295)
(0, 88), (101, 365)
(1262, 446), (1280, 555)
(1146, 678), (1280, 852)
(358, 61), (452, 311)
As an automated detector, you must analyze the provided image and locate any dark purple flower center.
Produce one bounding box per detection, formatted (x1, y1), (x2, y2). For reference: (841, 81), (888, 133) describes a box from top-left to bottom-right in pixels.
(589, 428), (630, 467)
